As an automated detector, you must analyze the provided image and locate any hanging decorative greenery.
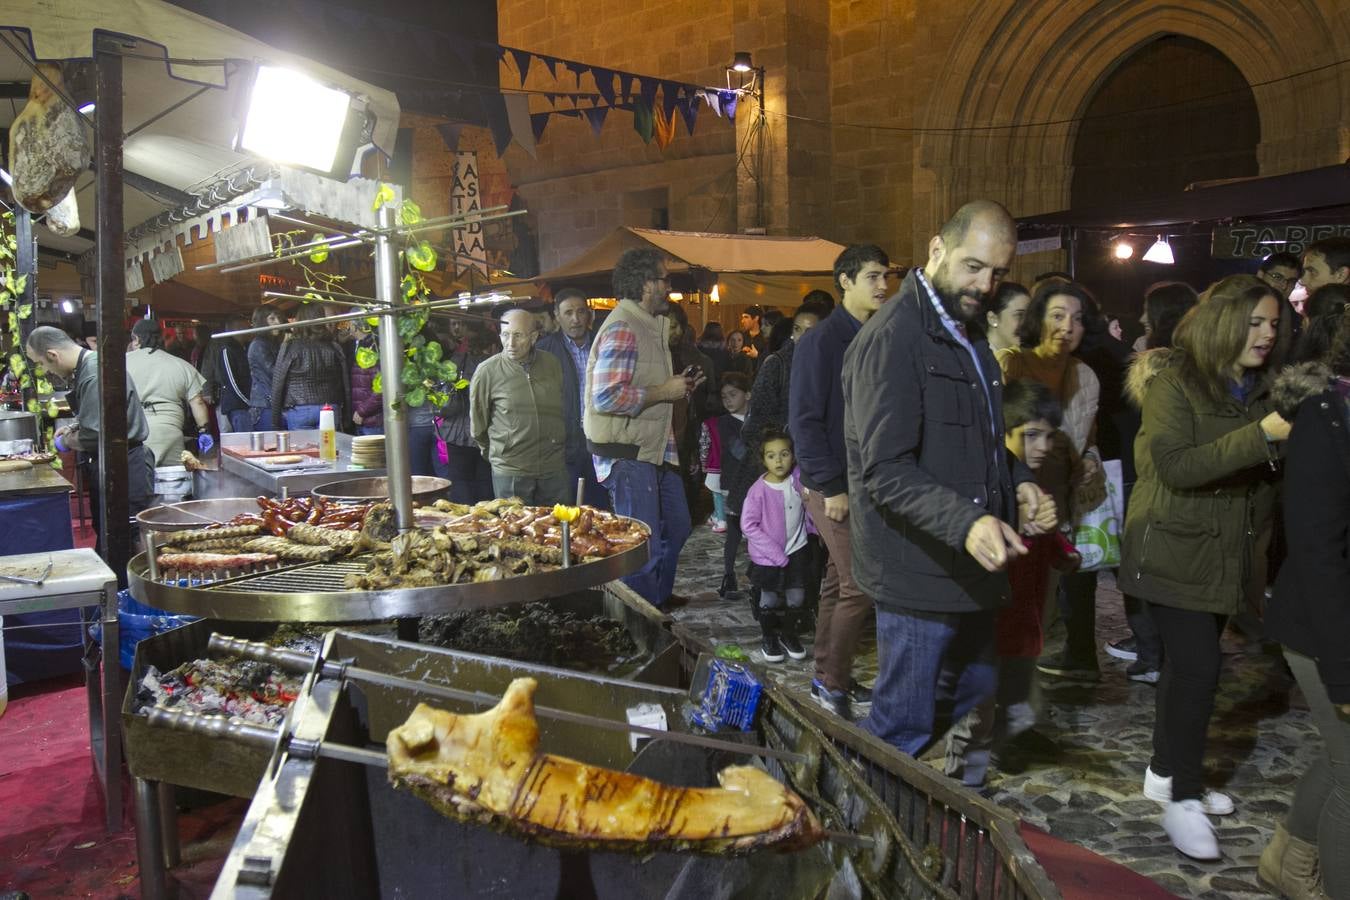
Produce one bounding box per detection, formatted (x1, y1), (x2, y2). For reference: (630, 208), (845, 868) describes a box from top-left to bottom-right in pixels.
(0, 210), (59, 465)
(271, 187), (461, 412)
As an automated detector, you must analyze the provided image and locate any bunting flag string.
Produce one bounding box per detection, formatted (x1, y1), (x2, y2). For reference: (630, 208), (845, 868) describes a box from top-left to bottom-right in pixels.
(484, 35), (750, 152)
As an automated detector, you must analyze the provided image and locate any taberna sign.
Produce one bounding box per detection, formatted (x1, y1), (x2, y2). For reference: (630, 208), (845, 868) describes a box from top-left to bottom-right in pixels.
(1212, 224), (1350, 258)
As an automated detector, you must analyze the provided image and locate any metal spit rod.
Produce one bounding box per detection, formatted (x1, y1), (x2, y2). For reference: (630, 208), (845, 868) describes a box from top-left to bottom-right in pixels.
(142, 706), (872, 850)
(207, 633), (808, 765)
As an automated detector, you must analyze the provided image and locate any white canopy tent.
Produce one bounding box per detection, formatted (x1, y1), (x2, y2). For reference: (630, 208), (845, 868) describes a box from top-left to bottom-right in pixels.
(527, 227), (846, 310)
(0, 0), (401, 260)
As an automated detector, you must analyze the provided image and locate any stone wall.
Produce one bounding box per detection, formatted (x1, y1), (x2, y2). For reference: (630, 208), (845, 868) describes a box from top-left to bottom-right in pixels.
(498, 0), (1350, 277)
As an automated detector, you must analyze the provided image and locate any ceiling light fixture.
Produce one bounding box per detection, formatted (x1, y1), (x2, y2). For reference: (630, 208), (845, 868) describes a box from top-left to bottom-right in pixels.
(730, 52), (753, 73)
(78, 102), (95, 115)
(1112, 241), (1134, 260)
(1142, 235), (1175, 265)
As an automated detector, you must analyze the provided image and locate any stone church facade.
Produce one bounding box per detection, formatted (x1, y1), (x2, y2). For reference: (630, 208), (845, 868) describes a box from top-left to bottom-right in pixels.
(496, 0), (1350, 276)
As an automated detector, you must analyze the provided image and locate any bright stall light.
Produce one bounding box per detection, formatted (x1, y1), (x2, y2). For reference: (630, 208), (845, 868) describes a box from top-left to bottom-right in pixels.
(60, 299), (77, 313)
(239, 66), (352, 173)
(1112, 241), (1134, 260)
(78, 102), (95, 115)
(710, 284), (721, 303)
(1142, 235), (1175, 265)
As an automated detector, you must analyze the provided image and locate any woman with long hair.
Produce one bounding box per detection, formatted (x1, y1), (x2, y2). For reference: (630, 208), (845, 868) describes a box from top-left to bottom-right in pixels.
(271, 303), (350, 430)
(982, 281), (1031, 352)
(247, 306), (281, 431)
(1143, 282), (1201, 352)
(724, 329), (756, 378)
(1260, 315), (1350, 898)
(1291, 283), (1350, 364)
(997, 280), (1104, 681)
(1122, 274), (1291, 859)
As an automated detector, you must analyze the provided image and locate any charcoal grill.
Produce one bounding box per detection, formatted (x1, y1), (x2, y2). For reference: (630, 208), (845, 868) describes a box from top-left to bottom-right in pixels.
(137, 628), (1041, 900)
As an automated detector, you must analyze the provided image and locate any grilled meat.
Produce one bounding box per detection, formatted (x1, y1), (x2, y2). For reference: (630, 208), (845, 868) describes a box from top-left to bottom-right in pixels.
(387, 678), (822, 853)
(241, 536), (337, 562)
(167, 524), (264, 544)
(287, 522), (363, 553)
(156, 551), (278, 570)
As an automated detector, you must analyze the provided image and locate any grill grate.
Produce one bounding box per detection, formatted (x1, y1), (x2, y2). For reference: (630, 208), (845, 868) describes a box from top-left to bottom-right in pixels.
(205, 559), (370, 594)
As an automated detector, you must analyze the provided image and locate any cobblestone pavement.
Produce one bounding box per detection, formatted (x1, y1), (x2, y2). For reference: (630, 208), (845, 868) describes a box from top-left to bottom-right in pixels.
(671, 523), (1317, 899)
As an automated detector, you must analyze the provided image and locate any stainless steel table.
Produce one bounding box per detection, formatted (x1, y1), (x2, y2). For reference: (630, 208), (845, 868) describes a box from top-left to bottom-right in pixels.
(0, 548), (121, 832)
(217, 430), (387, 496)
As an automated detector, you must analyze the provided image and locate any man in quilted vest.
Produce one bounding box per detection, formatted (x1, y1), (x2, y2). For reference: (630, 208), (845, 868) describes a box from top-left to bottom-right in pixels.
(584, 249), (706, 608)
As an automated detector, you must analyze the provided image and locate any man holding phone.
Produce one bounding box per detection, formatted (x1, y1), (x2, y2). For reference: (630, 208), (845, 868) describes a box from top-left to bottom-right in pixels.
(584, 249), (705, 608)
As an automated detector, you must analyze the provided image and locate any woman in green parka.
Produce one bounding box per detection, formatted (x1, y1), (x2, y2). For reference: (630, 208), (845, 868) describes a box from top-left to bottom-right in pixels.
(1121, 275), (1292, 861)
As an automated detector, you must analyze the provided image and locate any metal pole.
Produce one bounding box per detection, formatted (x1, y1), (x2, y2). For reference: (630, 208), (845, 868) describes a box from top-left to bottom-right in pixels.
(94, 40), (131, 580)
(374, 204), (413, 532)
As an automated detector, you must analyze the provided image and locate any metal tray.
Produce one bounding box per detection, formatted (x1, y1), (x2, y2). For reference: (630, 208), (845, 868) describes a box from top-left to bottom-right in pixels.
(136, 497), (264, 532)
(312, 475), (449, 504)
(127, 537), (649, 622)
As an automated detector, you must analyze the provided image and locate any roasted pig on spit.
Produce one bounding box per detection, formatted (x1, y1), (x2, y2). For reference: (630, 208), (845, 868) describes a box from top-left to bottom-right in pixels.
(386, 677), (823, 853)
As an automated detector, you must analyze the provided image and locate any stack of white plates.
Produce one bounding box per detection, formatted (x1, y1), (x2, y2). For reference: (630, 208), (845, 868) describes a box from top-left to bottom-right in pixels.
(350, 434), (386, 469)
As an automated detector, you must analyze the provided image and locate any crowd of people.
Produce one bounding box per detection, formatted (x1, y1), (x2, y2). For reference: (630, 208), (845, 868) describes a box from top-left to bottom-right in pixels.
(23, 201), (1350, 894)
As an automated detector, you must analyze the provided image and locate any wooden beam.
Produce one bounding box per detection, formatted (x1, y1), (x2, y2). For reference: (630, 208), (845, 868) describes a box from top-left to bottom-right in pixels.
(94, 40), (131, 581)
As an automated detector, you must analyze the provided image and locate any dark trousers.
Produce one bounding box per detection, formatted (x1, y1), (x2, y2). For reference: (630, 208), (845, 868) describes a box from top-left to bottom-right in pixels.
(443, 444), (494, 504)
(1149, 603), (1227, 801)
(1124, 593), (1163, 669)
(1059, 569), (1100, 669)
(407, 424), (437, 477)
(722, 513), (742, 589)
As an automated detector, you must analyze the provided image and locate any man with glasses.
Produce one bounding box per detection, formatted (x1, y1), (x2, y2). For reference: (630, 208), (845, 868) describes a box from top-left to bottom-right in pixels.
(584, 249), (705, 608)
(1257, 251), (1304, 338)
(469, 308), (569, 504)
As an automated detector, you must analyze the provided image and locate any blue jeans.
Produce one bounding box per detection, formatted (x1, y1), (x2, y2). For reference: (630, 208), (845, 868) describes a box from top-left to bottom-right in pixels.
(358, 425), (384, 436)
(861, 606), (998, 757)
(602, 460), (691, 607)
(220, 407), (251, 432)
(407, 424), (437, 477)
(283, 404), (324, 430)
(248, 407), (274, 432)
(567, 456), (610, 510)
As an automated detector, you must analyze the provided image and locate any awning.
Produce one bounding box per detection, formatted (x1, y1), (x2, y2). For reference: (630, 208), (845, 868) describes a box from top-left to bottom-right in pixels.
(525, 226), (845, 308)
(1019, 163), (1350, 231)
(0, 0), (402, 258)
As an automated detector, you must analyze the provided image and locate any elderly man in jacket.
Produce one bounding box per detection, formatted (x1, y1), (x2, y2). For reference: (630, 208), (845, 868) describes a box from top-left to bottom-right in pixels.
(536, 288), (608, 509)
(842, 200), (1055, 758)
(470, 308), (570, 504)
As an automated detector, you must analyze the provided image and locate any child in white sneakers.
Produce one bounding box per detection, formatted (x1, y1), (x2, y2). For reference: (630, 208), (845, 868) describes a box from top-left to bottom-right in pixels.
(741, 427), (815, 662)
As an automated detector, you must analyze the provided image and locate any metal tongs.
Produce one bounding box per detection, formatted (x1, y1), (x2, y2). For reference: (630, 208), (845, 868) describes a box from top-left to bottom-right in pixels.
(0, 558), (52, 586)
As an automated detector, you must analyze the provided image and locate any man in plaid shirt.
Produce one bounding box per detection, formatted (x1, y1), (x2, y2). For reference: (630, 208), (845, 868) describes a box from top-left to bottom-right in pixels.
(584, 249), (705, 608)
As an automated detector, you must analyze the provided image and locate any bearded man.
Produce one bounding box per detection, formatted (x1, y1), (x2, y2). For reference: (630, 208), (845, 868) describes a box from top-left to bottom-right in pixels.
(840, 200), (1056, 758)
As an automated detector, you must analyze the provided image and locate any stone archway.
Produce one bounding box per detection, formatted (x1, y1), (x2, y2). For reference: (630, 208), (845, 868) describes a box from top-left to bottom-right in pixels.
(912, 0), (1350, 257)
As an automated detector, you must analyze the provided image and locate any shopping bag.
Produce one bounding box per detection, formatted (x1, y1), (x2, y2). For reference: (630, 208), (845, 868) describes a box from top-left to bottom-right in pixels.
(1070, 459), (1122, 572)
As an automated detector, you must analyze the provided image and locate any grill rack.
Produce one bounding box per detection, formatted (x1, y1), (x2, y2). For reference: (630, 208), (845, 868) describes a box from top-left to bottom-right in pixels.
(128, 537), (650, 622)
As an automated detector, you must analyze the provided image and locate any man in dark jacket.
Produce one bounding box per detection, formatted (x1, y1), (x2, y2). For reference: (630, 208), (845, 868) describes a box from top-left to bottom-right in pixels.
(209, 317), (251, 432)
(842, 200), (1053, 758)
(537, 289), (608, 509)
(789, 243), (890, 719)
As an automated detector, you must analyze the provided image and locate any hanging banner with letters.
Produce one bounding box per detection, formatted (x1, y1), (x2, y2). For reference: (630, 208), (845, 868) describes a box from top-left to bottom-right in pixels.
(1212, 224), (1350, 259)
(451, 150), (489, 276)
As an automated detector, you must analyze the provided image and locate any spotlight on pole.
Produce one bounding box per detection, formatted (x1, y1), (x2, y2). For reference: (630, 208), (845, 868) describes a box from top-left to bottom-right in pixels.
(238, 65), (355, 175)
(1113, 241), (1134, 260)
(1142, 235), (1175, 265)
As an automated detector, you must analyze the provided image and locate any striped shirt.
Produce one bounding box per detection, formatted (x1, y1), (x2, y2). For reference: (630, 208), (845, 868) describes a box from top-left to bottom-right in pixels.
(589, 320), (679, 482)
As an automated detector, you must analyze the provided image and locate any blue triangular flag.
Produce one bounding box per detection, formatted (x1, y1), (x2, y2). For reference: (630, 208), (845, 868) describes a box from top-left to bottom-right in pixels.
(661, 82), (681, 118)
(721, 91), (738, 121)
(639, 77), (659, 109)
(584, 106), (608, 135)
(593, 68), (615, 106)
(540, 56), (558, 79)
(565, 61), (588, 89)
(509, 48), (532, 82)
(531, 112), (551, 143)
(619, 73), (634, 102)
(677, 98), (697, 135)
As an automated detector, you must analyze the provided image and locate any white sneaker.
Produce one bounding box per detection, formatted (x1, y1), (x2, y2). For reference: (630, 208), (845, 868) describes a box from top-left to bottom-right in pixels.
(1162, 799), (1220, 860)
(1143, 766), (1235, 815)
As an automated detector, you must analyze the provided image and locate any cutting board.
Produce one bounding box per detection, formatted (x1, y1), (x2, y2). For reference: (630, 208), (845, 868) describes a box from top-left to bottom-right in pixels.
(223, 445), (320, 460)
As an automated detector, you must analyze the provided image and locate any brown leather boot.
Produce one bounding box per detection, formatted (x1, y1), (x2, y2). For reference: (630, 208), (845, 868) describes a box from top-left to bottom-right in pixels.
(1258, 823), (1329, 900)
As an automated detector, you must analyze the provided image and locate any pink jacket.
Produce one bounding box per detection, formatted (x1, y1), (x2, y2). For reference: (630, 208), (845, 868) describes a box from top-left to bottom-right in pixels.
(741, 468), (816, 567)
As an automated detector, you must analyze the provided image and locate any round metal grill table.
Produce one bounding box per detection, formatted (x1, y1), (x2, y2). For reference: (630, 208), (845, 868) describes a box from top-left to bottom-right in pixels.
(127, 534), (649, 621)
